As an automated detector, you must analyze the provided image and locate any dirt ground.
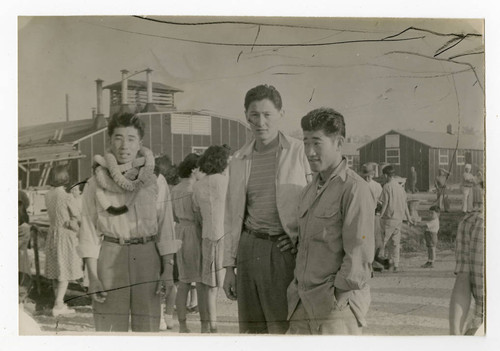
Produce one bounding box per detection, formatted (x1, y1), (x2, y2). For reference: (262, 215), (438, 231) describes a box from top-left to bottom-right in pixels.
(21, 249), (458, 336)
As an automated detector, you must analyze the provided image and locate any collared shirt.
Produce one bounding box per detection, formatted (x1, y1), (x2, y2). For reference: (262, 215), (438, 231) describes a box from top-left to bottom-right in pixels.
(435, 175), (447, 189)
(367, 179), (382, 211)
(425, 217), (440, 233)
(287, 159), (374, 328)
(455, 211), (484, 324)
(379, 178), (408, 221)
(78, 174), (179, 258)
(463, 172), (475, 187)
(223, 132), (311, 267)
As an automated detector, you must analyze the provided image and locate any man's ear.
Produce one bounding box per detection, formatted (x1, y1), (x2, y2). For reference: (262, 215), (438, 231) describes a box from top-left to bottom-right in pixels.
(279, 109), (285, 119)
(336, 136), (345, 150)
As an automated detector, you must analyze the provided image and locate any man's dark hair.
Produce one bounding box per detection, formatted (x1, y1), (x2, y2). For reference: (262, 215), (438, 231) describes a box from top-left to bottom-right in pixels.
(108, 113), (145, 139)
(154, 155), (173, 177)
(244, 84), (283, 111)
(429, 205), (441, 213)
(178, 153), (200, 178)
(198, 145), (230, 175)
(382, 165), (396, 177)
(300, 107), (346, 138)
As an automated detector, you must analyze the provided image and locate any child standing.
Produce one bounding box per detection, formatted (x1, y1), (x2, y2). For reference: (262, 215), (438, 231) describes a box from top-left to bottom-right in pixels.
(420, 205), (440, 268)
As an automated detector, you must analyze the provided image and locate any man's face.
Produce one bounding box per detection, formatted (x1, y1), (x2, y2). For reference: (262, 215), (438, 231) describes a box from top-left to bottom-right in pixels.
(245, 99), (283, 143)
(303, 129), (343, 173)
(110, 126), (142, 164)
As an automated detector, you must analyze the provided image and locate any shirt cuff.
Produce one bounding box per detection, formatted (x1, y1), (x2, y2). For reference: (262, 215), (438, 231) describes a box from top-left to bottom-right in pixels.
(223, 256), (236, 268)
(77, 243), (100, 259)
(334, 272), (368, 291)
(454, 263), (469, 275)
(156, 239), (182, 256)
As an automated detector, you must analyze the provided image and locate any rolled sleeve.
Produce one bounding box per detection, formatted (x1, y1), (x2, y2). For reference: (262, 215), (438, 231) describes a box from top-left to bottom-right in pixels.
(156, 175), (181, 256)
(334, 181), (374, 291)
(77, 179), (101, 259)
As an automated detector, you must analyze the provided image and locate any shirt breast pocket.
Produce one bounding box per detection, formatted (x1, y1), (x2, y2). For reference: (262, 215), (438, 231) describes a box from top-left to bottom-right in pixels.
(313, 204), (342, 236)
(134, 188), (158, 228)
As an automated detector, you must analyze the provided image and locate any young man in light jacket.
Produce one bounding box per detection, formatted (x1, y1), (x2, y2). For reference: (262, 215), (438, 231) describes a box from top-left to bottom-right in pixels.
(287, 108), (374, 335)
(223, 85), (311, 334)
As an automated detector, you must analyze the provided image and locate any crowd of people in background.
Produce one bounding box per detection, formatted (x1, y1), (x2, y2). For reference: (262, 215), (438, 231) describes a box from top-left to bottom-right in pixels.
(18, 84), (485, 336)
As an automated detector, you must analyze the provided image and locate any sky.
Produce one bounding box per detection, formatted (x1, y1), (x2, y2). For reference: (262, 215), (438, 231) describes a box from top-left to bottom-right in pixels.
(18, 16), (485, 139)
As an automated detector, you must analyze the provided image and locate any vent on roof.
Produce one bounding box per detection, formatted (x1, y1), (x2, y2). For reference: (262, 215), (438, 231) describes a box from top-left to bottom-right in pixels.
(446, 124), (453, 135)
(171, 114), (211, 135)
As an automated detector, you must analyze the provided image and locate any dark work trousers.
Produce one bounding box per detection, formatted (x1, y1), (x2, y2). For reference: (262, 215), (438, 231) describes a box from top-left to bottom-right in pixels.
(236, 230), (295, 334)
(93, 240), (161, 332)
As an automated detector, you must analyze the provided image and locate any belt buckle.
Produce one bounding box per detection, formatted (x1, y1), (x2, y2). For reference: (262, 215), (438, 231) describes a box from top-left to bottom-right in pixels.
(118, 237), (128, 246)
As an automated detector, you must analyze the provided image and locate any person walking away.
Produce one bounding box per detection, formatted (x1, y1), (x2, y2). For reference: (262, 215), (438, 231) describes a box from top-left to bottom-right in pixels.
(379, 165), (415, 272)
(78, 113), (180, 332)
(472, 171), (484, 211)
(170, 153), (203, 333)
(45, 165), (83, 316)
(409, 166), (418, 193)
(287, 108), (374, 335)
(192, 145), (231, 333)
(435, 168), (450, 212)
(360, 163), (389, 272)
(223, 84), (311, 334)
(449, 181), (484, 335)
(418, 205), (440, 268)
(461, 164), (475, 213)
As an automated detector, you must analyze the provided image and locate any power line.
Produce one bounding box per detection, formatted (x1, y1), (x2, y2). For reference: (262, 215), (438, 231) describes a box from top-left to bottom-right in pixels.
(88, 21), (425, 48)
(132, 15), (385, 34)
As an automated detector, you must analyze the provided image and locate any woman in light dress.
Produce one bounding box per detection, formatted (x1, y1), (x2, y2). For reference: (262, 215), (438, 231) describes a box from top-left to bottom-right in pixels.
(192, 145), (230, 333)
(45, 165), (83, 316)
(170, 153), (203, 333)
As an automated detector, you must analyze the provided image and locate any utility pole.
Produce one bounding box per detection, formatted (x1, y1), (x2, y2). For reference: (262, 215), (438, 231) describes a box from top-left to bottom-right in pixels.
(65, 93), (69, 122)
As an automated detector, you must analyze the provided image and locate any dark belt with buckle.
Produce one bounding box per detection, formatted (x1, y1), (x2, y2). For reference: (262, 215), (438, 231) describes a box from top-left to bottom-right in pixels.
(102, 234), (158, 245)
(244, 228), (282, 242)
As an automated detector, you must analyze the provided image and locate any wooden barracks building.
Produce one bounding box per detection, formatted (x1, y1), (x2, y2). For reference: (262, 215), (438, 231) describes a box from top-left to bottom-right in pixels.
(358, 127), (484, 191)
(19, 69), (252, 188)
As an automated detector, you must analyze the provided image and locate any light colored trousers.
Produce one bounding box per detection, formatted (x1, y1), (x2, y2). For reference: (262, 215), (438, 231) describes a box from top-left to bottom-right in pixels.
(93, 240), (161, 332)
(379, 219), (403, 267)
(287, 300), (362, 335)
(462, 186), (473, 212)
